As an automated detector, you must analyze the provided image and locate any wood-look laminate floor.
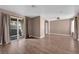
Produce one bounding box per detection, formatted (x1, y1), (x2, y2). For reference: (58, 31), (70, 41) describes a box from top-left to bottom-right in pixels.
(0, 34), (79, 54)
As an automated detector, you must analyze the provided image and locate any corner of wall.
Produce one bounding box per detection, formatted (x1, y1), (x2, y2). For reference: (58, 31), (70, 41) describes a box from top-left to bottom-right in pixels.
(40, 16), (45, 38)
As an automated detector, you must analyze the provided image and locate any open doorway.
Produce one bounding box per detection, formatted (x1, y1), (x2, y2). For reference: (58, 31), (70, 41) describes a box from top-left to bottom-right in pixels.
(45, 20), (49, 35)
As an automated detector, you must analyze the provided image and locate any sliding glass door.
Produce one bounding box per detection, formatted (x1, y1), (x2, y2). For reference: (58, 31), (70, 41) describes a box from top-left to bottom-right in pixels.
(9, 17), (24, 41)
(18, 19), (23, 38)
(17, 19), (24, 39)
(10, 18), (17, 40)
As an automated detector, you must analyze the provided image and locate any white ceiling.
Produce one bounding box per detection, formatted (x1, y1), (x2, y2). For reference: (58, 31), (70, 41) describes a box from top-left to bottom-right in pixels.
(0, 5), (78, 20)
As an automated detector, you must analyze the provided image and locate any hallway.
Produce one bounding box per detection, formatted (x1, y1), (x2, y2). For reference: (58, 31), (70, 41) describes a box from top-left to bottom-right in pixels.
(0, 34), (79, 54)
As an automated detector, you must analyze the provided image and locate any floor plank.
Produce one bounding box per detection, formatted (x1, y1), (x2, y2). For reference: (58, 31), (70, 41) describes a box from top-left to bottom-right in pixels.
(0, 34), (79, 54)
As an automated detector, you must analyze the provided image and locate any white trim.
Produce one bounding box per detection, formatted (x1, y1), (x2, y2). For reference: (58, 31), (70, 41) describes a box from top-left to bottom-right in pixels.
(32, 36), (40, 39)
(10, 16), (23, 19)
(40, 35), (45, 38)
(49, 33), (71, 36)
(31, 35), (44, 39)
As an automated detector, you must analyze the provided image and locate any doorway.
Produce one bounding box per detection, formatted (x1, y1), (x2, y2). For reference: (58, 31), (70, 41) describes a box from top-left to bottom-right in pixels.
(9, 17), (24, 41)
(9, 18), (17, 40)
(45, 20), (49, 35)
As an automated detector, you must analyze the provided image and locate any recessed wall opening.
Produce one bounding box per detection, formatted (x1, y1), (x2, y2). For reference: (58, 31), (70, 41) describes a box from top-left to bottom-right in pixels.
(45, 20), (49, 35)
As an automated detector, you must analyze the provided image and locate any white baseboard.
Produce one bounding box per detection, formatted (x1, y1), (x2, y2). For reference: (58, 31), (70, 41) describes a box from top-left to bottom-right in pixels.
(49, 33), (71, 36)
(32, 35), (45, 39)
(40, 35), (45, 38)
(32, 36), (40, 38)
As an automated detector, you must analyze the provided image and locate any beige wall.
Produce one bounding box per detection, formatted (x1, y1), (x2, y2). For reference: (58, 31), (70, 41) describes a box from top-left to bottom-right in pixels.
(0, 12), (2, 44)
(77, 17), (79, 34)
(50, 19), (71, 35)
(77, 16), (79, 39)
(40, 16), (45, 38)
(25, 16), (45, 38)
(25, 16), (31, 38)
(32, 16), (40, 38)
(27, 17), (32, 37)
